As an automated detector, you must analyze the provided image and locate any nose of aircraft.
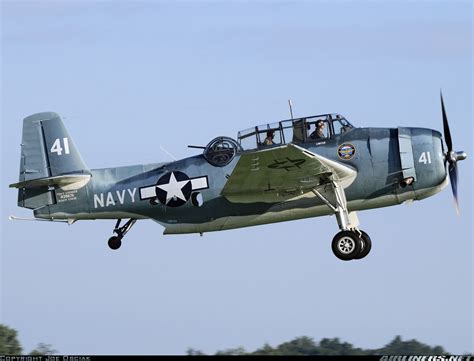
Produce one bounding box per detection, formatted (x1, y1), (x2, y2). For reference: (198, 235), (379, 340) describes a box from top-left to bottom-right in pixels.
(446, 151), (467, 163)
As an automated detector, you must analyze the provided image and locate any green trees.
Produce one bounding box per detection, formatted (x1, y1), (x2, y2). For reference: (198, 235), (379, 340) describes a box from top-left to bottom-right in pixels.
(375, 335), (446, 355)
(0, 324), (57, 355)
(0, 324), (452, 356)
(0, 324), (22, 355)
(188, 335), (448, 355)
(29, 343), (58, 356)
(250, 336), (366, 355)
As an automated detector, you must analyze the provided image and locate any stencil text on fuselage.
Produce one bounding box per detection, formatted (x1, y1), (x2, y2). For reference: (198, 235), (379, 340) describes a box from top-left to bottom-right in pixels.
(93, 188), (137, 208)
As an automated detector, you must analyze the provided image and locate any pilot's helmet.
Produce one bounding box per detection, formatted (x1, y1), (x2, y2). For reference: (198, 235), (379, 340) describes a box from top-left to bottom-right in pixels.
(267, 129), (274, 138)
(316, 120), (325, 128)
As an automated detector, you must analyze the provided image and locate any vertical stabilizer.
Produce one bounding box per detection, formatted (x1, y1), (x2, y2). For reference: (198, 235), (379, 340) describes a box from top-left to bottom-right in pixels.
(15, 112), (89, 209)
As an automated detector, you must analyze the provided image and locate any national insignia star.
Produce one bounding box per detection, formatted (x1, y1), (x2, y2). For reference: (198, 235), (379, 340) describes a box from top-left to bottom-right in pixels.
(156, 172), (190, 204)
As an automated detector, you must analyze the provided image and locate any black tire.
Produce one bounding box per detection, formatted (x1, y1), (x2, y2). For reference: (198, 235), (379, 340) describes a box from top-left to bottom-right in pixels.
(353, 230), (372, 260)
(331, 231), (362, 261)
(108, 236), (122, 250)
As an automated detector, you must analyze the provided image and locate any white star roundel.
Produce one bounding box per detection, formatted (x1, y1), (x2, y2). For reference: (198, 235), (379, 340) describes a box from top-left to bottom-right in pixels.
(139, 171), (209, 207)
(156, 171), (191, 207)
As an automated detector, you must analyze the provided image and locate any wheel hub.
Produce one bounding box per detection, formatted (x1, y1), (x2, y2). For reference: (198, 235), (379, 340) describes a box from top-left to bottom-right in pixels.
(338, 237), (355, 254)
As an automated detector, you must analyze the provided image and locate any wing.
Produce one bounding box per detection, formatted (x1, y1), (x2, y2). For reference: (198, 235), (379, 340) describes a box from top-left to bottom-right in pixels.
(221, 144), (357, 203)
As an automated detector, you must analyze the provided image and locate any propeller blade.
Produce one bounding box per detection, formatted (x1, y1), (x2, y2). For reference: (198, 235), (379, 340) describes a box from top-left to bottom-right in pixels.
(440, 91), (453, 152)
(449, 162), (459, 215)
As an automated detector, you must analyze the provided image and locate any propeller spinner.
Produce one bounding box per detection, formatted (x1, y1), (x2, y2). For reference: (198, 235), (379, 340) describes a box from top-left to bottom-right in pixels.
(440, 92), (467, 214)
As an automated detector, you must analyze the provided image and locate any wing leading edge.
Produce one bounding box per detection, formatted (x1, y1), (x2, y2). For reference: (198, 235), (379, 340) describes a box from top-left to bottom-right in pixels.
(221, 144), (357, 203)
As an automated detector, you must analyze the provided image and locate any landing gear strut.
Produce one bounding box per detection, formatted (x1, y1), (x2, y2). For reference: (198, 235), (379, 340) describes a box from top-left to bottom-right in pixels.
(107, 218), (137, 250)
(313, 183), (373, 261)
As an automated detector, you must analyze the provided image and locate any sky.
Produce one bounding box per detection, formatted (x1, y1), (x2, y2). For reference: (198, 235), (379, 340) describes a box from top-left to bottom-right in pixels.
(1, 0), (472, 355)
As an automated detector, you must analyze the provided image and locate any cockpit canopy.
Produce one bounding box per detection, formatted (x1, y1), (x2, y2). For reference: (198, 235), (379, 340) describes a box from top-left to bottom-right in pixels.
(237, 113), (354, 151)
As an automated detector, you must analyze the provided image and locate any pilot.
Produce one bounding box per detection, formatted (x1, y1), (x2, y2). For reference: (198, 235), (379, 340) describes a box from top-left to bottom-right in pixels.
(263, 129), (275, 145)
(310, 120), (326, 139)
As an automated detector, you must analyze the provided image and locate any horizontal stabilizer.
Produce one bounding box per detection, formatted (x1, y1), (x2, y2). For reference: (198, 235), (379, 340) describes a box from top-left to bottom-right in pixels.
(9, 174), (91, 190)
(9, 215), (74, 224)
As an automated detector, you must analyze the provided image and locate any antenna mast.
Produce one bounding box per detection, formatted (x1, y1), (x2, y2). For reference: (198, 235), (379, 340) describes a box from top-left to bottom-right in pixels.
(288, 99), (294, 119)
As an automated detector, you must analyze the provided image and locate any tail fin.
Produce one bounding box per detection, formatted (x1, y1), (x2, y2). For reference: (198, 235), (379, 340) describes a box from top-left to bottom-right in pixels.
(10, 112), (90, 209)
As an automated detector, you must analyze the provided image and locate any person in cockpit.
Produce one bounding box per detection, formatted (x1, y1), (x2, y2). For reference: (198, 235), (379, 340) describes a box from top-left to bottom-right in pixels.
(263, 129), (275, 145)
(310, 120), (326, 139)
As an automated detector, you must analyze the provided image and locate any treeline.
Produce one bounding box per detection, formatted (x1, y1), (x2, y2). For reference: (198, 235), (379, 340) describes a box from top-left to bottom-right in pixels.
(1, 323), (459, 355)
(187, 336), (451, 355)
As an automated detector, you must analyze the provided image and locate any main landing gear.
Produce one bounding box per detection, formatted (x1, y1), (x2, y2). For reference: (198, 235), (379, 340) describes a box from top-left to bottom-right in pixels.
(331, 230), (372, 261)
(107, 218), (137, 250)
(312, 182), (373, 261)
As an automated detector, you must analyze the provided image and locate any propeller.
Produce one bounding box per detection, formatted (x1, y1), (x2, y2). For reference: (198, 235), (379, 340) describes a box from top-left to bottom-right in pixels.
(440, 91), (467, 214)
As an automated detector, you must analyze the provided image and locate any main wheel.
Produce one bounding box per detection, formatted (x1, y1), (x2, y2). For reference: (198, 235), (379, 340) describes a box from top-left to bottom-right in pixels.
(331, 231), (362, 261)
(108, 236), (122, 250)
(353, 230), (372, 260)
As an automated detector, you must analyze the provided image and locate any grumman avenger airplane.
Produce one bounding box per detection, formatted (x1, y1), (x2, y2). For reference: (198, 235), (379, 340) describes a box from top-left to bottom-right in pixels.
(9, 94), (467, 261)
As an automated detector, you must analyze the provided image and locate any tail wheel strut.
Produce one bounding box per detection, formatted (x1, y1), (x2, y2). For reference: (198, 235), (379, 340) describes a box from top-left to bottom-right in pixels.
(108, 218), (137, 250)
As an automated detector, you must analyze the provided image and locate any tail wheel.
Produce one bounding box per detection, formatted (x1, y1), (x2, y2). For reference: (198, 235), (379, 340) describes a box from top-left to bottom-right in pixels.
(353, 230), (372, 260)
(331, 231), (362, 261)
(108, 236), (122, 250)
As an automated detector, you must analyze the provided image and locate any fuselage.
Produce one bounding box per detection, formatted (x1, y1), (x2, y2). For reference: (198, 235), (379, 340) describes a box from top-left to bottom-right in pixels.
(35, 126), (448, 235)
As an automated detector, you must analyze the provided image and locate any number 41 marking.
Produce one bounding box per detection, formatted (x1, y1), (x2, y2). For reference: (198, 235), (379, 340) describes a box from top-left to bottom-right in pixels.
(418, 151), (431, 164)
(51, 138), (70, 156)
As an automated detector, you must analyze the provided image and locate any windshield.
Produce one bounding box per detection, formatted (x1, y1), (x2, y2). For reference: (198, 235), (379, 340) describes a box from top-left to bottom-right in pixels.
(331, 114), (354, 135)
